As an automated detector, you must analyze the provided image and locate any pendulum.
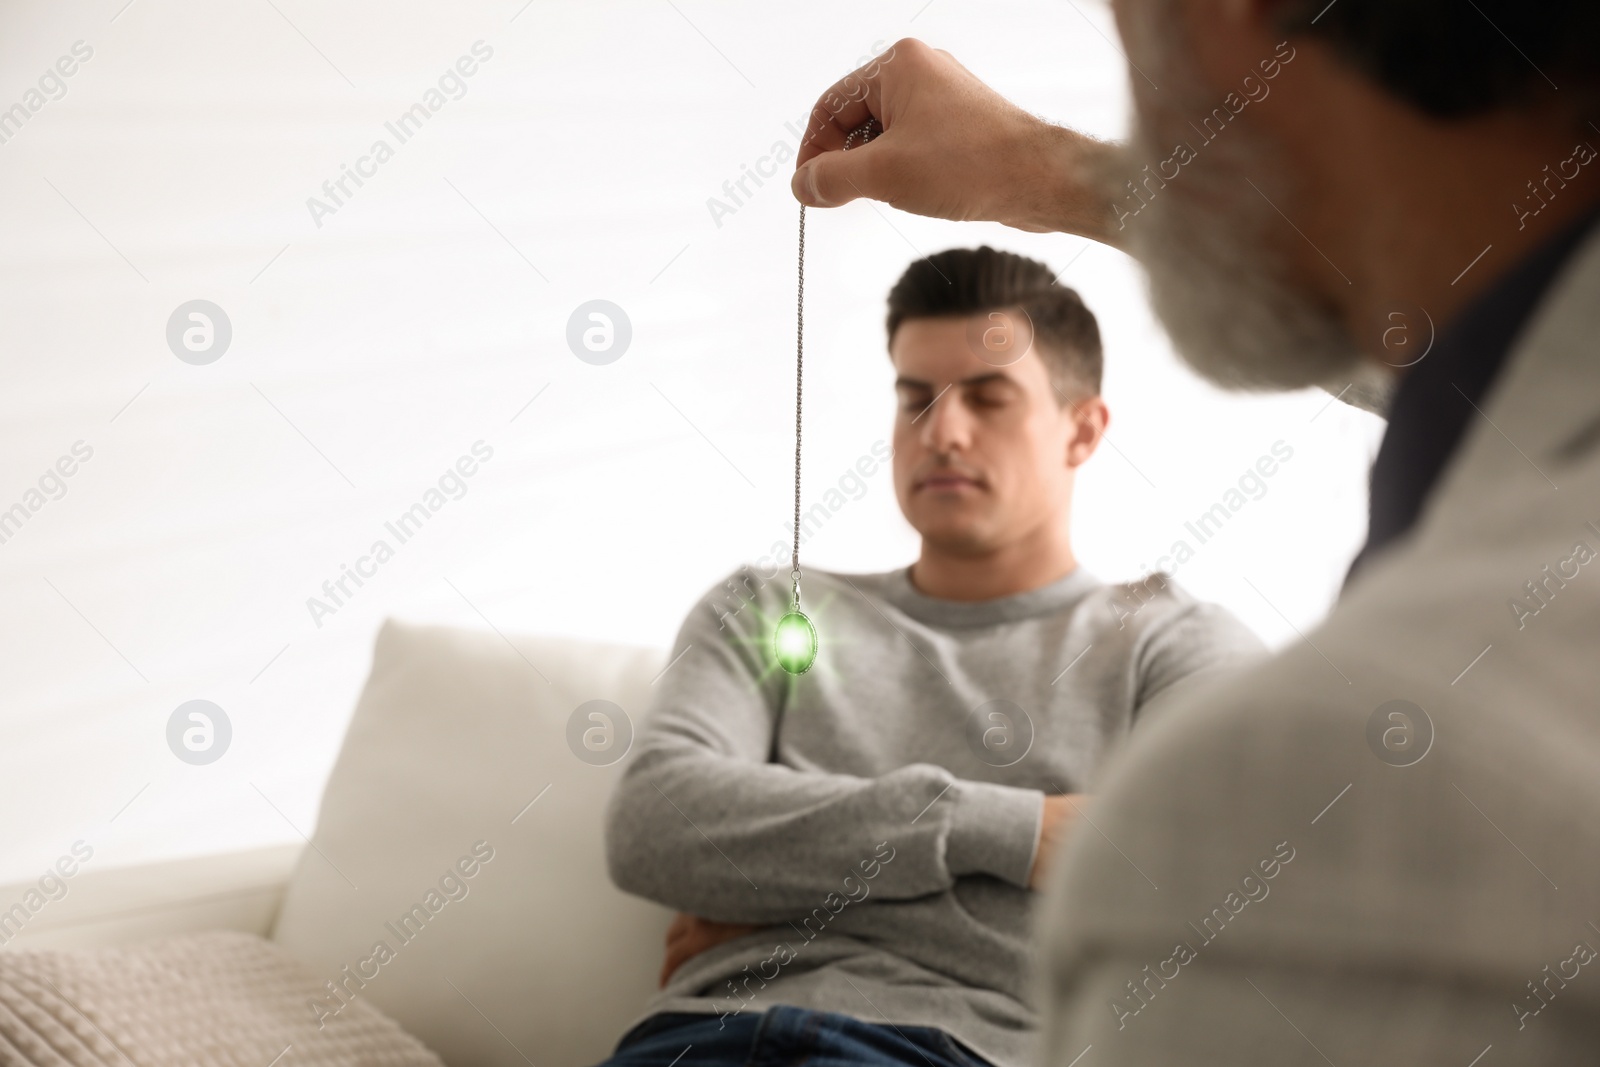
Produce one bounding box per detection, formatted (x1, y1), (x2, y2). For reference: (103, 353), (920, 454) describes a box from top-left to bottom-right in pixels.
(774, 120), (878, 676)
(776, 201), (819, 675)
(773, 603), (817, 676)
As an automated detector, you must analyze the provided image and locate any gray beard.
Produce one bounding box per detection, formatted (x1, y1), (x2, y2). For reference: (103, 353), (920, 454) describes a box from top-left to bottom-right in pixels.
(1105, 11), (1392, 415)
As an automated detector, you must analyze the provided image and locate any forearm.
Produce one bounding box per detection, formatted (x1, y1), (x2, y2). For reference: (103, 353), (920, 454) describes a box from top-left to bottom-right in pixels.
(788, 38), (1128, 250)
(604, 736), (1044, 922)
(1007, 123), (1127, 249)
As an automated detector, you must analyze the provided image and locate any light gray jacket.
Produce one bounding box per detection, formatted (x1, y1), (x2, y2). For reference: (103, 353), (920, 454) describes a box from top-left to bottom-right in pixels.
(1037, 228), (1600, 1063)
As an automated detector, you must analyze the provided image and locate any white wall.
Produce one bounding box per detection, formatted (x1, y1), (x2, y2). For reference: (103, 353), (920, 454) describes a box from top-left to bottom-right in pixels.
(0, 0), (1385, 883)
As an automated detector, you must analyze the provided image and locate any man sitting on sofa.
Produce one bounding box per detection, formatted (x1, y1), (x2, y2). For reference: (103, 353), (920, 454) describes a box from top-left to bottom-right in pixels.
(600, 246), (1265, 1067)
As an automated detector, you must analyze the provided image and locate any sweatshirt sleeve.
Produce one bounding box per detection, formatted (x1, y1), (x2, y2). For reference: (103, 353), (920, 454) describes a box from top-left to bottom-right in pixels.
(1133, 600), (1267, 723)
(604, 569), (1045, 922)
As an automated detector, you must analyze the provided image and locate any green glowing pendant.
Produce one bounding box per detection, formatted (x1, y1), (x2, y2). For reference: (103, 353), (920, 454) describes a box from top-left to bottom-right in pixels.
(774, 204), (826, 678)
(774, 609), (818, 675)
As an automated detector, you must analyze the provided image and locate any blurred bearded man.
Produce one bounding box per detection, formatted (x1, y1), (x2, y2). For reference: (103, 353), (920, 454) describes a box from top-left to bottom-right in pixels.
(792, 1), (1600, 1060)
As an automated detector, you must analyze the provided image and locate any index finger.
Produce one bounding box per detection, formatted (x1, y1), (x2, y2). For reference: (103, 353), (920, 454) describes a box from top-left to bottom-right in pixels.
(793, 48), (894, 169)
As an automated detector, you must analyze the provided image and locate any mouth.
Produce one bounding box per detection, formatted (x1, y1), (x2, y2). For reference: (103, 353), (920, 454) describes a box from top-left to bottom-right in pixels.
(915, 471), (985, 493)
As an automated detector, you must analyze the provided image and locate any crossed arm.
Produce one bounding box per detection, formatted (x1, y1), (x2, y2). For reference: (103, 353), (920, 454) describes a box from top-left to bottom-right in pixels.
(601, 592), (1081, 983)
(649, 795), (1080, 987)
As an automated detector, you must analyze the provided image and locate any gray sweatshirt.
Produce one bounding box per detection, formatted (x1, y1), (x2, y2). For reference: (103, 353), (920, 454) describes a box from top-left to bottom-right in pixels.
(604, 562), (1265, 1067)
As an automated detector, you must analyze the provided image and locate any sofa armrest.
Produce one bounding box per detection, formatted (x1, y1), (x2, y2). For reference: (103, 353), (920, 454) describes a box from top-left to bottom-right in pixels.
(0, 844), (302, 951)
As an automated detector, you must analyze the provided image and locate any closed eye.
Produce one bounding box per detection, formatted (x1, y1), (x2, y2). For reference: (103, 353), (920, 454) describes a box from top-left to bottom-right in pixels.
(963, 385), (1014, 409)
(896, 388), (934, 415)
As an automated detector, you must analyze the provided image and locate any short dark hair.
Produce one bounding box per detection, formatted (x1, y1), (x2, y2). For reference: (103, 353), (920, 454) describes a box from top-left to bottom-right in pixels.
(1280, 0), (1600, 119)
(885, 246), (1103, 402)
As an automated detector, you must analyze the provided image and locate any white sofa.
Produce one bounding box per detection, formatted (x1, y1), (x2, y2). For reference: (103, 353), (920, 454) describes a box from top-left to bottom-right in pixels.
(0, 621), (675, 1067)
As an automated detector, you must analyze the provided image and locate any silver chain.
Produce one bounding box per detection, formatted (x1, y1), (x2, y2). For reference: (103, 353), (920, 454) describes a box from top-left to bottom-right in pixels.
(792, 203), (805, 609)
(791, 118), (879, 610)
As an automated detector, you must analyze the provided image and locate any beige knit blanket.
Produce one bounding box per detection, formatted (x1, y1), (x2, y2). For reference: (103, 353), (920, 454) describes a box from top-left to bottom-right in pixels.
(0, 931), (443, 1066)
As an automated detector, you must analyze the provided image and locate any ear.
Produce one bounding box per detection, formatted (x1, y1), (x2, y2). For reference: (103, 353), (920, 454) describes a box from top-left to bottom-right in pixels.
(1155, 0), (1290, 99)
(1064, 395), (1110, 468)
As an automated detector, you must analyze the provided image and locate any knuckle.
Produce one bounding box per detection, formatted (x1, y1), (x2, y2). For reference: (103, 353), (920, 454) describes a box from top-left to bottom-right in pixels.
(892, 36), (928, 60)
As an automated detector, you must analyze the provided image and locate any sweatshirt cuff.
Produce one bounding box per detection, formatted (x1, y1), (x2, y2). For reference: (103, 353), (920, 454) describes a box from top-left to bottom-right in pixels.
(945, 780), (1045, 888)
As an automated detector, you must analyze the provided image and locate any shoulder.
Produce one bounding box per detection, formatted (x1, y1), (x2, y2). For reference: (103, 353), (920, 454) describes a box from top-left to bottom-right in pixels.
(686, 562), (791, 631)
(799, 565), (901, 600)
(683, 562), (891, 637)
(1101, 570), (1192, 617)
(1044, 561), (1600, 987)
(1087, 572), (1261, 649)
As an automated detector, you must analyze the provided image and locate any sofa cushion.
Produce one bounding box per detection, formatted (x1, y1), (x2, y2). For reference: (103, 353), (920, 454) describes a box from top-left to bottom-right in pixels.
(0, 930), (443, 1065)
(271, 620), (673, 1067)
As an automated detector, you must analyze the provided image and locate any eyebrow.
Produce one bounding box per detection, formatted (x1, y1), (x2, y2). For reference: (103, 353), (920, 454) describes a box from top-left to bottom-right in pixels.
(894, 372), (1019, 391)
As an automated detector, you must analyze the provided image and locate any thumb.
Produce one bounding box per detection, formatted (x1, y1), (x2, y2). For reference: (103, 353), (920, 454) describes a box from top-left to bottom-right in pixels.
(792, 146), (874, 209)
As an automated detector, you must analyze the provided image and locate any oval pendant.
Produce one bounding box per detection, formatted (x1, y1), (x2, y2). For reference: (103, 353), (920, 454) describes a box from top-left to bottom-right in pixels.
(774, 610), (818, 675)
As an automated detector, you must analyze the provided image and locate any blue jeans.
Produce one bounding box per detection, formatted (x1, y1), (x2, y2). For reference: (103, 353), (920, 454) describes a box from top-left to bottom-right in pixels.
(600, 1005), (994, 1067)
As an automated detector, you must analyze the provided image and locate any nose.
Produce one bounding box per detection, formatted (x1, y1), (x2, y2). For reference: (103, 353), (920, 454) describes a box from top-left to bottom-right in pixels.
(920, 386), (972, 453)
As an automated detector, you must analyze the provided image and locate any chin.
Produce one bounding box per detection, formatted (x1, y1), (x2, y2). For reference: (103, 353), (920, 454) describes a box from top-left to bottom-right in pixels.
(915, 519), (997, 557)
(1107, 0), (1368, 397)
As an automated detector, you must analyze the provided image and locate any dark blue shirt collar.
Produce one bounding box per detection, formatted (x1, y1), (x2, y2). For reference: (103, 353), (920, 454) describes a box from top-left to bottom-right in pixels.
(1345, 206), (1600, 587)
